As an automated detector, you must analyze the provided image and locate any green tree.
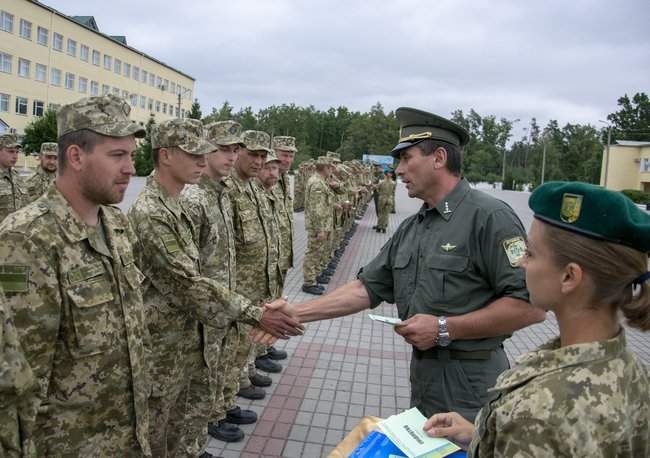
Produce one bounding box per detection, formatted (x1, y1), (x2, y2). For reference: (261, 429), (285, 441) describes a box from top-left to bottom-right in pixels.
(188, 98), (202, 120)
(203, 101), (234, 124)
(338, 103), (398, 160)
(134, 115), (155, 176)
(22, 111), (57, 154)
(606, 92), (650, 141)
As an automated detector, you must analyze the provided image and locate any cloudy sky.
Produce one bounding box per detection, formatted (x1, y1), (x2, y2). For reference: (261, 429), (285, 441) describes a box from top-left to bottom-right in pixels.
(47, 0), (649, 134)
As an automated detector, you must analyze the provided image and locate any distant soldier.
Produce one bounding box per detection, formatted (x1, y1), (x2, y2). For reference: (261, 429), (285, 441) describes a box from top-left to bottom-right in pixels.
(302, 156), (335, 295)
(0, 134), (26, 223)
(0, 94), (152, 456)
(375, 171), (396, 232)
(271, 136), (296, 281)
(0, 285), (36, 458)
(25, 142), (58, 203)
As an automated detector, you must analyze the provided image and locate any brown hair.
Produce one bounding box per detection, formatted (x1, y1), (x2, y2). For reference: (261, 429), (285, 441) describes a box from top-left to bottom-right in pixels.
(415, 139), (462, 176)
(57, 129), (105, 172)
(543, 223), (650, 331)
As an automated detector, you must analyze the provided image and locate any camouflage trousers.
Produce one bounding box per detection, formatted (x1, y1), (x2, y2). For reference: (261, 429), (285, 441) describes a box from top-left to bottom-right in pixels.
(214, 324), (242, 421)
(303, 231), (330, 286)
(0, 406), (22, 458)
(377, 200), (391, 229)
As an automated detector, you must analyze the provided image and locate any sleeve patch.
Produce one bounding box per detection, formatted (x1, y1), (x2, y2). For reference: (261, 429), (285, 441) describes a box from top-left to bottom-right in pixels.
(503, 236), (527, 267)
(0, 264), (30, 292)
(161, 233), (180, 254)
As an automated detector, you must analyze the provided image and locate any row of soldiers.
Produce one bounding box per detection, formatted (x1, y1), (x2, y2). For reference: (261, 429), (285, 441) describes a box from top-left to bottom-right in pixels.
(0, 94), (311, 458)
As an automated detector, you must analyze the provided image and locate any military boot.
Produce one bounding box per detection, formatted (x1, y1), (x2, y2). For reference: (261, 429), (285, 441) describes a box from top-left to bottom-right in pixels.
(237, 385), (266, 400)
(302, 284), (323, 295)
(268, 346), (288, 360)
(226, 406), (258, 425)
(208, 420), (244, 442)
(250, 372), (272, 387)
(255, 355), (282, 373)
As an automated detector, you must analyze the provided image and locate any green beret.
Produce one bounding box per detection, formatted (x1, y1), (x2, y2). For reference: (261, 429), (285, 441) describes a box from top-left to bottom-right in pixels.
(391, 107), (469, 158)
(529, 181), (650, 253)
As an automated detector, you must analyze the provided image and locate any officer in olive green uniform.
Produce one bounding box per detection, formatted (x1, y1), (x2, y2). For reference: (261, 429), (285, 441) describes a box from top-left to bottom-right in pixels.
(0, 285), (36, 458)
(25, 142), (58, 203)
(0, 95), (152, 456)
(0, 134), (26, 223)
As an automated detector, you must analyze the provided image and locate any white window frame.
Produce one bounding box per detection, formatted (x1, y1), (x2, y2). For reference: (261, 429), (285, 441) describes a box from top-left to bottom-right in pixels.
(139, 95), (146, 109)
(0, 52), (11, 73)
(19, 19), (32, 40)
(80, 44), (89, 62)
(141, 70), (148, 83)
(148, 73), (155, 86)
(130, 94), (137, 106)
(67, 39), (77, 57)
(18, 58), (30, 78)
(112, 87), (120, 96)
(33, 100), (44, 117)
(92, 50), (100, 66)
(133, 66), (140, 81)
(15, 96), (28, 115)
(90, 80), (99, 96)
(102, 84), (110, 95)
(0, 93), (9, 112)
(64, 72), (75, 90)
(104, 54), (112, 70)
(0, 11), (14, 33)
(37, 26), (48, 46)
(114, 58), (122, 75)
(53, 32), (63, 51)
(78, 76), (87, 93)
(123, 62), (131, 78)
(35, 63), (46, 82)
(50, 68), (61, 86)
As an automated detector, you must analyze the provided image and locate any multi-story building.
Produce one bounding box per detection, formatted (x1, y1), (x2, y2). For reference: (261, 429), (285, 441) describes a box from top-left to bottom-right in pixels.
(600, 140), (650, 192)
(0, 0), (195, 136)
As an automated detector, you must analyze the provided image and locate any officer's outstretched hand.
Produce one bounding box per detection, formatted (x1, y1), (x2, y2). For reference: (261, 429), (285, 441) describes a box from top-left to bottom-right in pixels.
(393, 313), (438, 350)
(252, 298), (304, 345)
(423, 412), (474, 450)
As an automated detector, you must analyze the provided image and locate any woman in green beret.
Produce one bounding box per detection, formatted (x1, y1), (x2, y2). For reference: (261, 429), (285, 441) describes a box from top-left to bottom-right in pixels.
(424, 181), (650, 457)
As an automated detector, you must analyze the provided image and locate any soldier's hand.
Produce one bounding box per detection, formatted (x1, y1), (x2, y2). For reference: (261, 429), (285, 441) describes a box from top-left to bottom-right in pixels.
(258, 298), (304, 339)
(423, 412), (474, 449)
(249, 327), (279, 346)
(394, 313), (438, 350)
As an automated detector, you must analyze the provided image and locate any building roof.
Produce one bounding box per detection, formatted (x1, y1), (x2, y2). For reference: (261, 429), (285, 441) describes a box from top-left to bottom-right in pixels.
(31, 1), (194, 81)
(615, 140), (650, 147)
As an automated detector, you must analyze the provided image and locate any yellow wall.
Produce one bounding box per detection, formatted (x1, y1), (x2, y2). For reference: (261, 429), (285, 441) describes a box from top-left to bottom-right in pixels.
(0, 0), (195, 135)
(601, 145), (650, 191)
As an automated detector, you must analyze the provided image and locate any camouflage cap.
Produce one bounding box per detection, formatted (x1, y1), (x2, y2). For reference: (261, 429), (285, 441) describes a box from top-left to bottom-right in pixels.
(326, 151), (342, 163)
(315, 156), (332, 167)
(152, 119), (217, 156)
(242, 130), (272, 153)
(40, 142), (59, 156)
(272, 136), (298, 152)
(57, 94), (145, 139)
(0, 134), (20, 149)
(205, 120), (244, 146)
(264, 151), (281, 165)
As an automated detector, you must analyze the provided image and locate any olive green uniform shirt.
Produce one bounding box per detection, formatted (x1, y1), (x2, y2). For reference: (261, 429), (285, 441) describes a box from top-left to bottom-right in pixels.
(359, 178), (529, 351)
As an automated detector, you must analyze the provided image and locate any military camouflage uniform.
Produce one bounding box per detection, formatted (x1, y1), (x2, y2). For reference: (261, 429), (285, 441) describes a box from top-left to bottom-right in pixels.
(0, 286), (36, 458)
(376, 176), (395, 230)
(303, 162), (334, 287)
(273, 173), (294, 277)
(0, 142), (26, 223)
(0, 187), (151, 457)
(469, 330), (650, 457)
(25, 143), (58, 203)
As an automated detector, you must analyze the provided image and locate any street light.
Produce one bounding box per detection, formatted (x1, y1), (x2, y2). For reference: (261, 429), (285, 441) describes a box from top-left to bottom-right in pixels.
(599, 120), (612, 188)
(177, 87), (193, 119)
(503, 118), (520, 185)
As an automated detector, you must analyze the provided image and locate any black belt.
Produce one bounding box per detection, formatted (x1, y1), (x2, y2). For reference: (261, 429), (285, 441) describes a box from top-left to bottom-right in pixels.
(413, 347), (494, 361)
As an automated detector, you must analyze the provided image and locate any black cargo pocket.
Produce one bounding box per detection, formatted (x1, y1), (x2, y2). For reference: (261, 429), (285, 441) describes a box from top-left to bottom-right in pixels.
(67, 279), (115, 357)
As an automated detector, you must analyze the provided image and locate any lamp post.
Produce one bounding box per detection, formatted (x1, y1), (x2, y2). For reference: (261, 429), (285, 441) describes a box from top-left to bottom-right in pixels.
(599, 120), (612, 188)
(177, 87), (193, 119)
(503, 118), (520, 185)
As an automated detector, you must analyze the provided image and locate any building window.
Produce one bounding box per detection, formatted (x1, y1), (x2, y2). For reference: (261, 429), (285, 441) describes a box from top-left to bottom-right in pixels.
(78, 77), (87, 93)
(104, 54), (112, 70)
(66, 39), (77, 57)
(148, 73), (155, 86)
(156, 76), (162, 88)
(53, 32), (63, 51)
(90, 80), (99, 96)
(175, 106), (180, 117)
(139, 95), (146, 109)
(18, 58), (30, 78)
(0, 11), (13, 33)
(121, 90), (128, 99)
(162, 103), (167, 114)
(65, 72), (75, 90)
(15, 96), (28, 115)
(123, 62), (130, 78)
(155, 101), (160, 112)
(181, 108), (185, 118)
(92, 49), (100, 66)
(0, 52), (11, 73)
(37, 26), (48, 45)
(148, 98), (153, 111)
(141, 70), (147, 83)
(35, 63), (46, 82)
(112, 87), (120, 96)
(33, 100), (44, 117)
(102, 84), (110, 95)
(130, 94), (137, 106)
(114, 58), (121, 75)
(133, 66), (140, 81)
(170, 82), (176, 93)
(51, 68), (61, 86)
(0, 93), (9, 112)
(163, 79), (169, 91)
(80, 44), (89, 62)
(19, 19), (32, 40)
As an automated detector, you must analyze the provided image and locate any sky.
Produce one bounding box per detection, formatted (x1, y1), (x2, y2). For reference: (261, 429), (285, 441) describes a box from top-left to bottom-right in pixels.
(46, 0), (650, 137)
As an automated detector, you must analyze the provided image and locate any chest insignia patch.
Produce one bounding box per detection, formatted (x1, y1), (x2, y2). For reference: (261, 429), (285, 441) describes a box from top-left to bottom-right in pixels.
(441, 243), (457, 252)
(503, 236), (527, 267)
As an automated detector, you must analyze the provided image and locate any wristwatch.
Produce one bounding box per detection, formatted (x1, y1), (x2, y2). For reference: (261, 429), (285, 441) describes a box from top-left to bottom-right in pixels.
(437, 316), (451, 347)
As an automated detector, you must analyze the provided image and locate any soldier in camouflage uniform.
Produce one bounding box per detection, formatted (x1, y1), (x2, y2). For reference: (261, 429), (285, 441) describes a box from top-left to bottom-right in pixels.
(128, 120), (299, 457)
(293, 160), (309, 212)
(0, 134), (26, 223)
(425, 181), (650, 457)
(180, 120), (258, 446)
(0, 94), (152, 456)
(0, 285), (36, 458)
(25, 142), (58, 203)
(271, 136), (295, 282)
(375, 171), (396, 233)
(301, 157), (334, 295)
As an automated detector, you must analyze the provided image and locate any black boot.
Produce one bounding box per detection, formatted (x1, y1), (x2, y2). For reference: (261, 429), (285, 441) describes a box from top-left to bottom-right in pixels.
(208, 420), (244, 442)
(268, 346), (288, 360)
(255, 355), (282, 373)
(302, 284), (323, 295)
(226, 406), (258, 424)
(250, 372), (272, 387)
(236, 385), (266, 400)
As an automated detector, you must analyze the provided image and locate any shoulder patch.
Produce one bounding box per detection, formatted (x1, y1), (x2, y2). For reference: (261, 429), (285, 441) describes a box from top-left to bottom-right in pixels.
(503, 236), (527, 267)
(0, 264), (30, 292)
(161, 233), (180, 254)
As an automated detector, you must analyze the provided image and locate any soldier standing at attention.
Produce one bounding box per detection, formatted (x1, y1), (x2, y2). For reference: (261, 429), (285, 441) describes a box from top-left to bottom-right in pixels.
(301, 156), (335, 295)
(0, 94), (152, 456)
(425, 182), (650, 457)
(25, 142), (58, 203)
(257, 108), (545, 421)
(0, 134), (26, 223)
(128, 120), (300, 457)
(375, 171), (395, 233)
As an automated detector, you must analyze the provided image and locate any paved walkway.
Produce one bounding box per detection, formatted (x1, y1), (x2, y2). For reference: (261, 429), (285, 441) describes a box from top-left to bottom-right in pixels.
(120, 178), (650, 457)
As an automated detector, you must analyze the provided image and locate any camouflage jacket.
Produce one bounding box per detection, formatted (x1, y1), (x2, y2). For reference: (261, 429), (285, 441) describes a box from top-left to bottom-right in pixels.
(469, 330), (650, 458)
(0, 186), (151, 456)
(24, 168), (55, 204)
(1, 286), (36, 458)
(0, 167), (26, 224)
(271, 173), (294, 270)
(127, 176), (261, 350)
(377, 179), (395, 205)
(304, 173), (333, 233)
(226, 173), (280, 303)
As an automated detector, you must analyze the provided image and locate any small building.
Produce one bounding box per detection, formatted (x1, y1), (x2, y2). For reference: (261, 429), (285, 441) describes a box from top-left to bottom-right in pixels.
(0, 0), (195, 137)
(600, 140), (650, 192)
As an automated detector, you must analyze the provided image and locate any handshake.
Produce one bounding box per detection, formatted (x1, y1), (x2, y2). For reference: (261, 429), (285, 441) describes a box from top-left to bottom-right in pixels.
(254, 298), (303, 345)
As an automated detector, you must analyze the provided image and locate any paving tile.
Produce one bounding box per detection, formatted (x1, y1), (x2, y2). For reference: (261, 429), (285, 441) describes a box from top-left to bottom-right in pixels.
(307, 426), (327, 443)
